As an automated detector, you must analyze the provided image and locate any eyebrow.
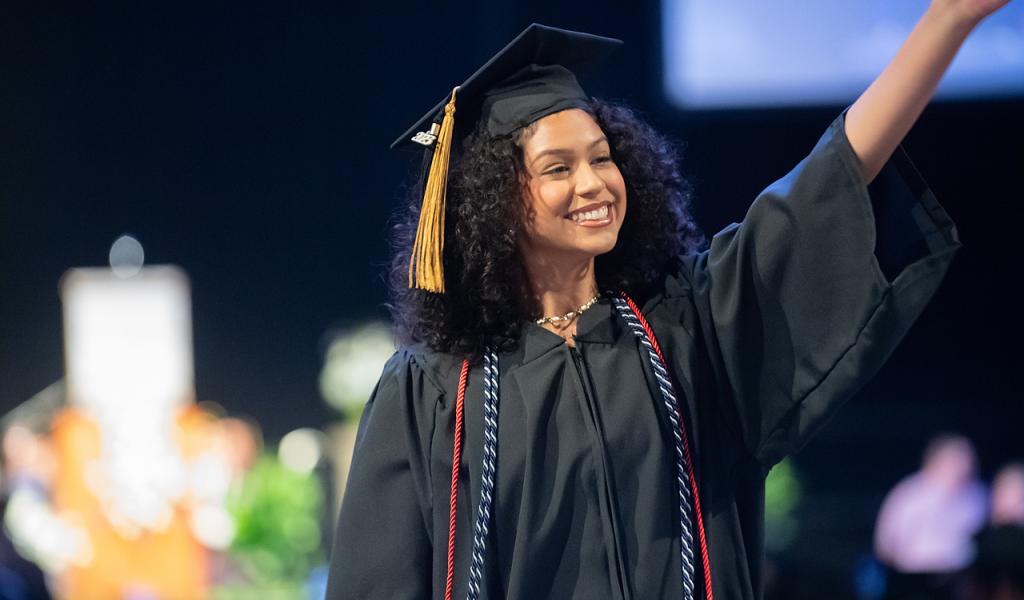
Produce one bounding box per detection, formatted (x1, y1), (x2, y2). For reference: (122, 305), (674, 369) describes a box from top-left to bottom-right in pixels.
(530, 136), (609, 167)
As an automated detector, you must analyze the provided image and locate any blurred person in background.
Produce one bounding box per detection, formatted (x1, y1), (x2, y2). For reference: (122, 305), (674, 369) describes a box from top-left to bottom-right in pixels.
(874, 433), (988, 599)
(963, 525), (1024, 600)
(959, 463), (1024, 600)
(991, 463), (1024, 527)
(0, 423), (56, 599)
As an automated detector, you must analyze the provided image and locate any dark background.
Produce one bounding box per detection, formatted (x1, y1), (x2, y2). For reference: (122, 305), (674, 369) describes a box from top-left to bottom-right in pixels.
(2, 1), (1021, 591)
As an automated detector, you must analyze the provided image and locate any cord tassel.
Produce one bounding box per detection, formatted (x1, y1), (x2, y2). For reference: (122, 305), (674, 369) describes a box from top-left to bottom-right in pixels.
(614, 293), (714, 600)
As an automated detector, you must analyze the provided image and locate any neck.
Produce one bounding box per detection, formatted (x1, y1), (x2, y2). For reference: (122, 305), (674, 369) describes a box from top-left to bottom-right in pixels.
(522, 250), (599, 320)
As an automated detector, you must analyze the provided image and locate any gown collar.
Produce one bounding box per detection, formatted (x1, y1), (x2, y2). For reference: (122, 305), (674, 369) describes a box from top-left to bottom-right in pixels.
(518, 296), (623, 364)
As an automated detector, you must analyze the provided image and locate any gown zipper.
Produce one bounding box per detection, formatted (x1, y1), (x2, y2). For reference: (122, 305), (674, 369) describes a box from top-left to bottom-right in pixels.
(568, 343), (634, 600)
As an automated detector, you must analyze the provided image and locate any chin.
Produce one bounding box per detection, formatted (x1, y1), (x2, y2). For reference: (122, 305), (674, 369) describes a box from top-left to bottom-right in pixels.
(577, 235), (620, 257)
(526, 227), (621, 262)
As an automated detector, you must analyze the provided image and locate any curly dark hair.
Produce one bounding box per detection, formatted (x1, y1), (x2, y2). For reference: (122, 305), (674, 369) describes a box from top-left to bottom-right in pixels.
(387, 98), (704, 358)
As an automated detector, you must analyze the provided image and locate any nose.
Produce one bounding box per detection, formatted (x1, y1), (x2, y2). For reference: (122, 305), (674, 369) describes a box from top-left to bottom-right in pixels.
(574, 162), (605, 197)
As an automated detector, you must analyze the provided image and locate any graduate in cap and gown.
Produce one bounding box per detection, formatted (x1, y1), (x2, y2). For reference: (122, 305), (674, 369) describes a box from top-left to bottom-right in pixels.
(327, 1), (1010, 597)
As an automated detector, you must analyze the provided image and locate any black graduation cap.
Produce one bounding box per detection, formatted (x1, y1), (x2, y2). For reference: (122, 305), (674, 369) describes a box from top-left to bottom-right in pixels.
(399, 23), (622, 293)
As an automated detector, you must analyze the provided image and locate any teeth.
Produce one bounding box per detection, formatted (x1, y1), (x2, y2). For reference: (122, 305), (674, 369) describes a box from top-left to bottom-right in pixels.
(571, 205), (609, 222)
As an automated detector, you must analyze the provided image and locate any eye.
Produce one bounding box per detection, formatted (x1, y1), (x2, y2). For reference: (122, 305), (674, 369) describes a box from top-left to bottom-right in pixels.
(592, 155), (613, 165)
(542, 165), (570, 176)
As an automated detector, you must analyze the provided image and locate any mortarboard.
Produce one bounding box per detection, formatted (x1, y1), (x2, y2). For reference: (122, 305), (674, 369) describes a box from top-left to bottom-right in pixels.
(396, 24), (622, 293)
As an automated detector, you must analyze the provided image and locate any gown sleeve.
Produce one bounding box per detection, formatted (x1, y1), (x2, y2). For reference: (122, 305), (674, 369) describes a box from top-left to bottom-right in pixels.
(682, 110), (961, 468)
(325, 350), (439, 599)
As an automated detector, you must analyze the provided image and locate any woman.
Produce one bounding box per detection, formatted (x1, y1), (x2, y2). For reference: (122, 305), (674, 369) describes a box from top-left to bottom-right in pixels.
(327, 2), (1008, 598)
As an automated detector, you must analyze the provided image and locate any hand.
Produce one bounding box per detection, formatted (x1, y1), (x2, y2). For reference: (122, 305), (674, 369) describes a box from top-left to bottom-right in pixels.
(931, 0), (1012, 28)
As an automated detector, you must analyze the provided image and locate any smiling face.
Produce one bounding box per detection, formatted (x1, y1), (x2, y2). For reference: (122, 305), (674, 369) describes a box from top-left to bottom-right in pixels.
(516, 108), (627, 266)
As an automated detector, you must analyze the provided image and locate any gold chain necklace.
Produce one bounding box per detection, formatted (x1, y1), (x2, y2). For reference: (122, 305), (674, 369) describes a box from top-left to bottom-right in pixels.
(534, 293), (601, 326)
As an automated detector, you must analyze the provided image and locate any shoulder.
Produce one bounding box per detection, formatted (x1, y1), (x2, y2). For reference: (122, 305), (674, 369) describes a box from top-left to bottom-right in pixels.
(386, 342), (464, 398)
(638, 254), (704, 305)
(623, 255), (707, 338)
(360, 345), (459, 428)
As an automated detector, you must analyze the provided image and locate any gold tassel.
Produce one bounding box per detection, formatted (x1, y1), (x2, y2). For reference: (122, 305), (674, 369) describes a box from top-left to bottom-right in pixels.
(408, 87), (459, 293)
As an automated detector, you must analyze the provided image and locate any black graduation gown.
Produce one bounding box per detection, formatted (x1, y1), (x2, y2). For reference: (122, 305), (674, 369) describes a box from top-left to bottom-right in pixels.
(325, 111), (961, 599)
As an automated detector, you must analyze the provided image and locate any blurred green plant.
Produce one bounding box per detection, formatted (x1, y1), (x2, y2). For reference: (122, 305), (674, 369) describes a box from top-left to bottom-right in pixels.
(211, 581), (304, 600)
(222, 453), (324, 592)
(764, 457), (802, 552)
(319, 322), (395, 421)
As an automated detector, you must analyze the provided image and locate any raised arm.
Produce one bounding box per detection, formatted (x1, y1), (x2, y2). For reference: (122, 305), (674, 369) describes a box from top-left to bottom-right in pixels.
(846, 0), (1011, 183)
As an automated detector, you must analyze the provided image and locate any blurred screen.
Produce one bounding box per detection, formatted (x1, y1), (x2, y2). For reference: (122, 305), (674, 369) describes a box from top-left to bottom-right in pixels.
(662, 0), (1024, 108)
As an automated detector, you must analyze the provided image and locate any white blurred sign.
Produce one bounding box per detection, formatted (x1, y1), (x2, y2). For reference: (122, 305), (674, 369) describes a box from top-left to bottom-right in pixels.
(61, 266), (194, 415)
